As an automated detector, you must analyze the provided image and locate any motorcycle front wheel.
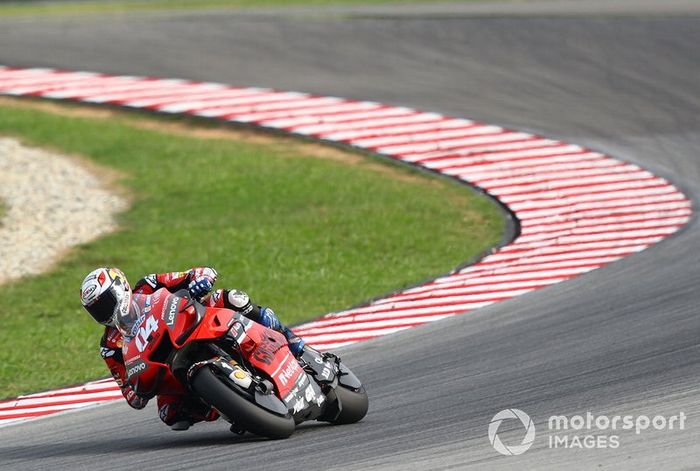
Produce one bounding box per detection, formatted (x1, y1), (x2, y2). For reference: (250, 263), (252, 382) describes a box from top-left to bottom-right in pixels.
(191, 366), (295, 439)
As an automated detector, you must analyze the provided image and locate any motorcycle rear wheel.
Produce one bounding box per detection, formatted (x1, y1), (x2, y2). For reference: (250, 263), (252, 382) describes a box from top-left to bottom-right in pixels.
(328, 386), (369, 425)
(191, 367), (295, 439)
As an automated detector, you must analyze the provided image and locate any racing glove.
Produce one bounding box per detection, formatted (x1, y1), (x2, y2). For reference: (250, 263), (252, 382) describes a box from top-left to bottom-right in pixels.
(124, 385), (148, 410)
(188, 277), (214, 300)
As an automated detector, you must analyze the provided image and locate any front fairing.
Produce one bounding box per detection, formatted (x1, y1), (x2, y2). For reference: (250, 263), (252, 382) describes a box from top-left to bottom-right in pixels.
(120, 289), (198, 397)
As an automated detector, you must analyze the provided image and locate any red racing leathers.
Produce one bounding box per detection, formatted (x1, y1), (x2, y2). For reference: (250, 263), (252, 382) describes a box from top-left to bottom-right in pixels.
(99, 267), (280, 427)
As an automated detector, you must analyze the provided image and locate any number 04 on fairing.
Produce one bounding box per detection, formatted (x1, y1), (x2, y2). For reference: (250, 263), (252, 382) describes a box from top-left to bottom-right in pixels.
(120, 288), (368, 439)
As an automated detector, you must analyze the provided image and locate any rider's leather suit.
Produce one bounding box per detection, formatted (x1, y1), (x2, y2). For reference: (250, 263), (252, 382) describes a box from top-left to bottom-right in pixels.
(99, 267), (302, 427)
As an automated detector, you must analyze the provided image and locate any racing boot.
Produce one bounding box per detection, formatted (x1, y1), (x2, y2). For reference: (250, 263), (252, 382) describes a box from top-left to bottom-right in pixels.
(159, 395), (219, 431)
(259, 307), (306, 357)
(171, 420), (192, 431)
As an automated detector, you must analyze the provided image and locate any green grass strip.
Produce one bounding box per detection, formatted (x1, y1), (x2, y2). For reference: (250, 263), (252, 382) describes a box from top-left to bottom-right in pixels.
(0, 99), (503, 399)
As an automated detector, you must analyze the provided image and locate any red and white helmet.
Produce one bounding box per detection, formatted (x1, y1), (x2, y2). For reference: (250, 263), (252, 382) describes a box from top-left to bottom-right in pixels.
(80, 267), (132, 326)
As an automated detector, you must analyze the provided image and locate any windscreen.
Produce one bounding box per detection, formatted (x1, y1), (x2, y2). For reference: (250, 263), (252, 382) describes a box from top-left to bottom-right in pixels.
(114, 294), (147, 338)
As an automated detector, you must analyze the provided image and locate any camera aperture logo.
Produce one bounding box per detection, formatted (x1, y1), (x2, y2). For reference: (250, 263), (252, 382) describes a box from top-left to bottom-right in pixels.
(488, 409), (536, 456)
(488, 409), (687, 455)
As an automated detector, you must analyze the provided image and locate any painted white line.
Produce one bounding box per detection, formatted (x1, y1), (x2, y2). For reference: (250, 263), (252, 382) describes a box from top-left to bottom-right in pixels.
(262, 107), (418, 129)
(124, 86), (264, 108)
(321, 118), (472, 141)
(0, 391), (123, 409)
(402, 138), (558, 162)
(451, 158), (618, 180)
(41, 78), (153, 99)
(428, 145), (590, 170)
(300, 325), (417, 343)
(293, 112), (444, 136)
(350, 124), (499, 148)
(0, 397), (123, 418)
(0, 71), (79, 87)
(327, 288), (538, 317)
(376, 128), (519, 155)
(519, 213), (691, 235)
(294, 314), (454, 334)
(510, 186), (681, 210)
(180, 91), (310, 115)
(514, 194), (687, 219)
(95, 83), (229, 105)
(231, 101), (382, 123)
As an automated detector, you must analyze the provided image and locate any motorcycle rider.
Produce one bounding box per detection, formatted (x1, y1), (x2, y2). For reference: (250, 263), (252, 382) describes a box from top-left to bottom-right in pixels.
(79, 266), (306, 431)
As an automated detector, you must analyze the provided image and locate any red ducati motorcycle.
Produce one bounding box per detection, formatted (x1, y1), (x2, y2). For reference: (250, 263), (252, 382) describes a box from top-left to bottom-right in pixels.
(119, 288), (368, 439)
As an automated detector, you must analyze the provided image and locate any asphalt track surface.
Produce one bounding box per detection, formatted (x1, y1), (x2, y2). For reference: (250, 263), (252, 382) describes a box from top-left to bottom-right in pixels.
(1, 1), (700, 469)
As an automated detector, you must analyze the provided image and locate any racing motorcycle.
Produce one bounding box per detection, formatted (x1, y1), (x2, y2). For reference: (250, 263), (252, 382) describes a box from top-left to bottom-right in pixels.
(119, 288), (368, 439)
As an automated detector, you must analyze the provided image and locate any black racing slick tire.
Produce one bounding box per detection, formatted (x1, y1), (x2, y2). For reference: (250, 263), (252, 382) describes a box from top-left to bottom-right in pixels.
(191, 367), (295, 439)
(330, 386), (369, 425)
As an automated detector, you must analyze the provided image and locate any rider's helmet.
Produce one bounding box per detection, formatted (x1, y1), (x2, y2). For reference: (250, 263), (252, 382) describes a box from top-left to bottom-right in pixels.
(80, 267), (132, 326)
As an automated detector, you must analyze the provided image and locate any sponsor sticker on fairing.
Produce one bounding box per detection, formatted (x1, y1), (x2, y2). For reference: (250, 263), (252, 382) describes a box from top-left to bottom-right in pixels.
(126, 359), (148, 379)
(277, 359), (301, 387)
(282, 373), (308, 403)
(163, 296), (181, 327)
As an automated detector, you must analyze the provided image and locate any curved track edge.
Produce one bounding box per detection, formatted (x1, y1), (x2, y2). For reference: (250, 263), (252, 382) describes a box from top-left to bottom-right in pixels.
(0, 65), (691, 426)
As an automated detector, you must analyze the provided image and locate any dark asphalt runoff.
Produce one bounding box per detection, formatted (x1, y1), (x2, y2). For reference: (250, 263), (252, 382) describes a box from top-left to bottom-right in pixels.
(1, 1), (699, 469)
